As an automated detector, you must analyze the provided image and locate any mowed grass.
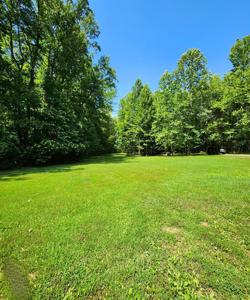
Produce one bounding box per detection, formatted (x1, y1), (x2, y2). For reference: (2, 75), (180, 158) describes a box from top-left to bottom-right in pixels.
(0, 155), (249, 299)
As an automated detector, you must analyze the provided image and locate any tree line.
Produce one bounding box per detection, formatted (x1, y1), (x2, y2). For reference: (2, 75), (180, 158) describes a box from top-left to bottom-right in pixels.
(0, 0), (116, 169)
(0, 1), (249, 170)
(116, 36), (250, 155)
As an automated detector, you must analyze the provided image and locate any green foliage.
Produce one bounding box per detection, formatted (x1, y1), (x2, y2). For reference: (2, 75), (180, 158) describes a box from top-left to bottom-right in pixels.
(117, 37), (250, 155)
(207, 36), (250, 153)
(167, 257), (207, 300)
(153, 71), (179, 153)
(117, 79), (156, 155)
(229, 35), (250, 71)
(0, 0), (116, 168)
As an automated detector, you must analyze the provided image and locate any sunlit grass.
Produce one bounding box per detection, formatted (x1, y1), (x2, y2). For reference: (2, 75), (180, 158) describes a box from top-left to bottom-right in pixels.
(0, 154), (249, 299)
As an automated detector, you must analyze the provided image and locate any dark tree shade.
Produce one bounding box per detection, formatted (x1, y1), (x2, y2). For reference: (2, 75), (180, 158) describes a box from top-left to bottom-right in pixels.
(0, 0), (116, 169)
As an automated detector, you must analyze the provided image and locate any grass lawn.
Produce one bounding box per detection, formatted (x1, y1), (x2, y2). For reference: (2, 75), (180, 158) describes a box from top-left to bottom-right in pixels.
(0, 154), (249, 299)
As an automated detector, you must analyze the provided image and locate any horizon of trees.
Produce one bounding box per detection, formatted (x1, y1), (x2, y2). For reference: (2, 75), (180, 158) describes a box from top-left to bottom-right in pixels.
(0, 1), (249, 170)
(116, 35), (250, 155)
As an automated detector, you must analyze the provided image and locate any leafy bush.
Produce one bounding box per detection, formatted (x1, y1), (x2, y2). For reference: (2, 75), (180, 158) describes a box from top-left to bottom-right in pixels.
(27, 140), (87, 165)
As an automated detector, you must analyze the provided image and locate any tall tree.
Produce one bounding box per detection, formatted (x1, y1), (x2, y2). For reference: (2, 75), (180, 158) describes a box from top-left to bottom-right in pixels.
(116, 79), (143, 154)
(0, 0), (116, 168)
(135, 85), (155, 155)
(175, 49), (210, 153)
(206, 75), (225, 153)
(153, 71), (179, 153)
(229, 35), (250, 71)
(208, 36), (250, 153)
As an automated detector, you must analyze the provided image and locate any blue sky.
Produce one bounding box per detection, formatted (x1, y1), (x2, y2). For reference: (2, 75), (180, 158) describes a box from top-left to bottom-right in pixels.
(89, 0), (250, 115)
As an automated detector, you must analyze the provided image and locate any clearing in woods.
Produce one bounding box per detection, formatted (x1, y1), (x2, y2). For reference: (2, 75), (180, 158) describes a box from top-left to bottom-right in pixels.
(0, 154), (249, 299)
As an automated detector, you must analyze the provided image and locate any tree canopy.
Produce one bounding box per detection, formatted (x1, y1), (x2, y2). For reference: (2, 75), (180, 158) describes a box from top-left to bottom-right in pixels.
(0, 0), (116, 168)
(0, 1), (249, 169)
(117, 36), (250, 155)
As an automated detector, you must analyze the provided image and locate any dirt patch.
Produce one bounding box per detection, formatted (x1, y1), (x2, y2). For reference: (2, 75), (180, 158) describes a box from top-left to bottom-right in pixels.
(139, 251), (150, 261)
(79, 234), (86, 242)
(28, 272), (37, 281)
(160, 237), (187, 254)
(200, 222), (209, 227)
(86, 288), (108, 299)
(198, 287), (216, 299)
(161, 241), (179, 252)
(161, 225), (180, 234)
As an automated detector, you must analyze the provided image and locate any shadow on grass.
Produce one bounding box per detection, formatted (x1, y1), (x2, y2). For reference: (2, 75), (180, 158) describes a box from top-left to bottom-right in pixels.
(82, 153), (134, 165)
(2, 258), (30, 300)
(0, 154), (134, 182)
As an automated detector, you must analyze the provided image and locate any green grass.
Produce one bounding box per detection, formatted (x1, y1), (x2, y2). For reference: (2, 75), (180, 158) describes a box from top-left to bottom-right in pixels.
(0, 154), (249, 299)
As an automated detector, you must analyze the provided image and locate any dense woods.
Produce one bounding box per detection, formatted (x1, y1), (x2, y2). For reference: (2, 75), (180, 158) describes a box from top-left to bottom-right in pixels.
(0, 0), (116, 169)
(0, 1), (249, 170)
(117, 36), (250, 155)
